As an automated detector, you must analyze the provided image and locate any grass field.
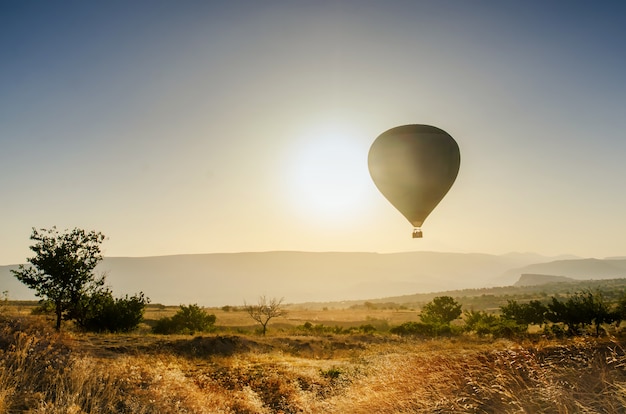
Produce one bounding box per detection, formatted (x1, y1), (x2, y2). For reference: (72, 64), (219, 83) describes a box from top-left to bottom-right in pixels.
(2, 306), (626, 413)
(4, 301), (421, 333)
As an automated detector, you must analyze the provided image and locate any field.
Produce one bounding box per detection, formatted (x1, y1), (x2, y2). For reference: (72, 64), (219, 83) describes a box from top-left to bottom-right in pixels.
(2, 302), (626, 413)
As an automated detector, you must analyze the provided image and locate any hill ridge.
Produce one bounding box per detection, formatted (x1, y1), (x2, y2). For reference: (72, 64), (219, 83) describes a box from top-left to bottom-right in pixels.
(2, 252), (625, 306)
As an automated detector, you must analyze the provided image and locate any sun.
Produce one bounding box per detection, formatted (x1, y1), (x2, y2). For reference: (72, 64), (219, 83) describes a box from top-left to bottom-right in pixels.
(285, 123), (372, 224)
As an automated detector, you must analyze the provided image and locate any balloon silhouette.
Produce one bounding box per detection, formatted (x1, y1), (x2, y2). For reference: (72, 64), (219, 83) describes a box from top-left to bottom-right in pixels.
(368, 125), (460, 238)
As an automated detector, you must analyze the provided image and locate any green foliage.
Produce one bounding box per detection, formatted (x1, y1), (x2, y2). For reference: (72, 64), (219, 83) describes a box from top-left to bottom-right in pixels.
(390, 322), (436, 336)
(153, 304), (216, 335)
(390, 321), (460, 337)
(464, 310), (528, 338)
(320, 367), (342, 380)
(392, 299), (470, 337)
(500, 300), (548, 326)
(11, 227), (106, 330)
(464, 310), (500, 336)
(489, 318), (528, 339)
(489, 291), (623, 337)
(616, 293), (626, 321)
(298, 322), (346, 335)
(547, 290), (618, 336)
(543, 324), (567, 339)
(420, 296), (462, 325)
(297, 322), (378, 335)
(358, 324), (377, 334)
(477, 290), (626, 338)
(74, 289), (149, 333)
(31, 299), (56, 315)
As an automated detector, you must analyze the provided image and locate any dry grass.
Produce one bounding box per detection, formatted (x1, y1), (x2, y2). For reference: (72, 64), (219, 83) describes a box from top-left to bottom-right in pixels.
(2, 314), (626, 413)
(141, 305), (417, 332)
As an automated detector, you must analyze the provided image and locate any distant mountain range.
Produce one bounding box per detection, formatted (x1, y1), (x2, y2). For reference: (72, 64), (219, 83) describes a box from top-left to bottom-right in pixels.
(1, 252), (625, 306)
(498, 258), (626, 285)
(514, 274), (577, 286)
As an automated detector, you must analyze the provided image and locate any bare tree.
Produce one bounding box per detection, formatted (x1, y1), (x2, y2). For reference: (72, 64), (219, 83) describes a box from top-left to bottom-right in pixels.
(244, 296), (287, 335)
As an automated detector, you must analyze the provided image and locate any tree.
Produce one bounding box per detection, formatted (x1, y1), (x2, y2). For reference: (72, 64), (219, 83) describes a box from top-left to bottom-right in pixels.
(244, 296), (287, 335)
(153, 304), (216, 335)
(580, 290), (618, 336)
(500, 300), (548, 327)
(12, 227), (105, 331)
(615, 293), (626, 324)
(546, 290), (617, 336)
(420, 296), (462, 325)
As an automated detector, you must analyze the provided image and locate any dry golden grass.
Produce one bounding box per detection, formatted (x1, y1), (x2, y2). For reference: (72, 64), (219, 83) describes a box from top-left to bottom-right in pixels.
(143, 305), (417, 332)
(2, 314), (626, 413)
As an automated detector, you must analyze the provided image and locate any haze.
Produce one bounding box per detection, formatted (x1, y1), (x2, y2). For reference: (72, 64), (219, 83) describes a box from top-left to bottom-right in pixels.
(2, 1), (625, 266)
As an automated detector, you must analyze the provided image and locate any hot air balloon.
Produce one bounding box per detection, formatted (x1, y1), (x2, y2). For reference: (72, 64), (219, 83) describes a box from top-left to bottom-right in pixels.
(368, 125), (460, 238)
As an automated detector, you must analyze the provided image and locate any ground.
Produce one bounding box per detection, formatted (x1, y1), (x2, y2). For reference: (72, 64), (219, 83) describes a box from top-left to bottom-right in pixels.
(2, 305), (626, 413)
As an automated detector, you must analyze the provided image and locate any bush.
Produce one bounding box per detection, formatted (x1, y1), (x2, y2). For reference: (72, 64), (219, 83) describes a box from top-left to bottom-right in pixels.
(31, 300), (56, 315)
(298, 322), (345, 335)
(464, 310), (527, 338)
(390, 322), (434, 336)
(464, 310), (500, 336)
(544, 324), (567, 339)
(76, 290), (149, 333)
(490, 318), (528, 339)
(358, 324), (377, 334)
(153, 304), (216, 335)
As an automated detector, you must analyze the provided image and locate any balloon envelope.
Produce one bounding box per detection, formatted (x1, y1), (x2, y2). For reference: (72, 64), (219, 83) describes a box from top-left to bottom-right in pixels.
(368, 125), (460, 229)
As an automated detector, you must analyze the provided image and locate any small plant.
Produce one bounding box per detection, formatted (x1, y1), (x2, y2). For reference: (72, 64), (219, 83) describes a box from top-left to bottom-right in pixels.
(320, 367), (342, 380)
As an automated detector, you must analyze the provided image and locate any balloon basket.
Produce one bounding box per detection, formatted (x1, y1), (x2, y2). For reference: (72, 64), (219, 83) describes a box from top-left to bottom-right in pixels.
(412, 228), (423, 238)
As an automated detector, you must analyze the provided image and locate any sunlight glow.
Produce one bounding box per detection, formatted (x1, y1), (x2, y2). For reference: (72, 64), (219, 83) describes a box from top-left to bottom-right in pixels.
(285, 123), (371, 224)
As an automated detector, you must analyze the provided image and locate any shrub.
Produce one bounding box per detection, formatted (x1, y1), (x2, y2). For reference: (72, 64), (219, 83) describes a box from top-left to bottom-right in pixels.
(76, 290), (149, 333)
(298, 322), (347, 335)
(464, 310), (500, 336)
(31, 299), (56, 315)
(489, 318), (528, 339)
(358, 324), (377, 334)
(390, 322), (434, 336)
(153, 304), (216, 335)
(544, 324), (567, 339)
(464, 310), (528, 338)
(320, 367), (342, 380)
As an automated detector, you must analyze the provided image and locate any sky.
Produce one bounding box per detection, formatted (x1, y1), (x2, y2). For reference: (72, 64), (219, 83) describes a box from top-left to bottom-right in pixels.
(1, 1), (625, 265)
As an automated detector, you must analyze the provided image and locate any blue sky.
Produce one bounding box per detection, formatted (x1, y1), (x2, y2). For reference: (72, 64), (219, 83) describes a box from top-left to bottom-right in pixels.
(1, 1), (625, 264)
